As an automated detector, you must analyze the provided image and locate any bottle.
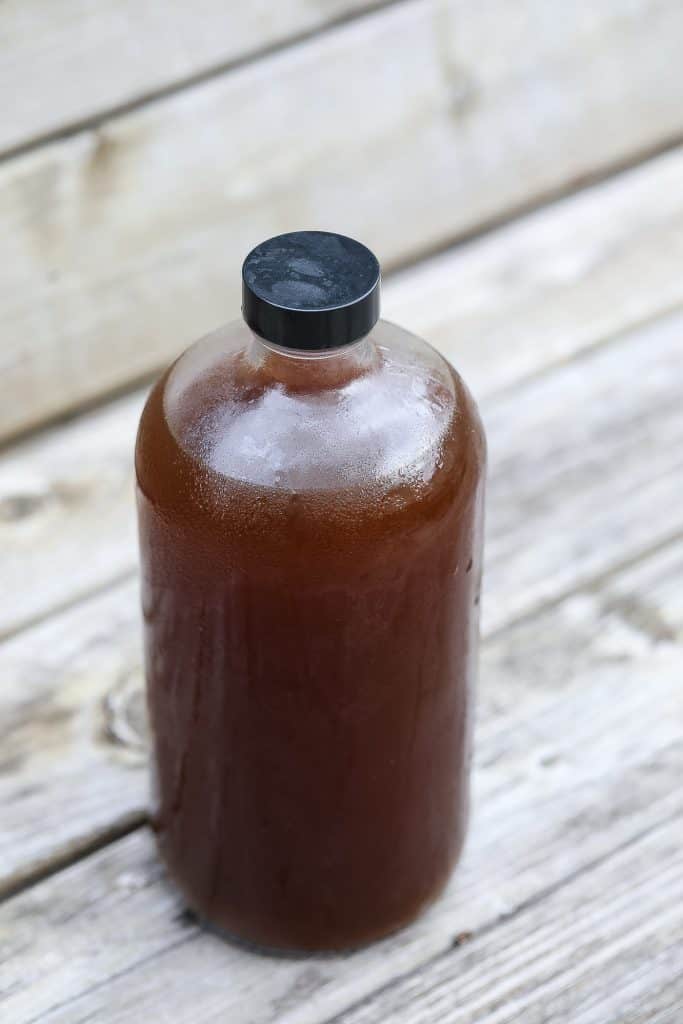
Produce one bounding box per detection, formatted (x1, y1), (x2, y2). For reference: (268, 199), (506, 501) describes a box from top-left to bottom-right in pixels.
(135, 231), (486, 951)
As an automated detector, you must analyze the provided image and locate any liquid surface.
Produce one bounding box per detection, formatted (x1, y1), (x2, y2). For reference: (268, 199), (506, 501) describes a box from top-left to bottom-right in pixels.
(136, 320), (486, 950)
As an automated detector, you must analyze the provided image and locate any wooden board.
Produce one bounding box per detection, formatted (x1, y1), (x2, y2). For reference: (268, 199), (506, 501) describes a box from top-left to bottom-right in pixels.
(0, 578), (147, 898)
(340, 816), (683, 1024)
(1, 538), (681, 1022)
(0, 390), (144, 639)
(3, 0), (683, 439)
(4, 147), (683, 638)
(482, 308), (683, 631)
(0, 0), (380, 156)
(386, 146), (683, 398)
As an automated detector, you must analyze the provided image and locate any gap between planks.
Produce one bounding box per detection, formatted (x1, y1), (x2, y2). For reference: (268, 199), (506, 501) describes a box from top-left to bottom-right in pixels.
(0, 813), (146, 906)
(389, 127), (683, 295)
(0, 0), (408, 165)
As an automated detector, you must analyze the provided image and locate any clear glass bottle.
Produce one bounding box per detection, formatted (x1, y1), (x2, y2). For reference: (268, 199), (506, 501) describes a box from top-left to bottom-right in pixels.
(135, 231), (486, 951)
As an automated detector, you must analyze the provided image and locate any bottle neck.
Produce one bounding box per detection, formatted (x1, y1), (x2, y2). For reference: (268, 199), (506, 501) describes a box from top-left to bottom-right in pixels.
(245, 331), (379, 389)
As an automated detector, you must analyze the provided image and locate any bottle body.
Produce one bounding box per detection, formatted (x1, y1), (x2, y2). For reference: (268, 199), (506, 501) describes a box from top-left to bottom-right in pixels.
(136, 319), (485, 950)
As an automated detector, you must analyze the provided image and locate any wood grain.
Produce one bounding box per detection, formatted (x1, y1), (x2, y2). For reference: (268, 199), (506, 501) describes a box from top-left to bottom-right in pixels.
(0, 0), (380, 155)
(3, 0), (683, 439)
(340, 816), (683, 1024)
(386, 146), (683, 398)
(4, 148), (683, 638)
(0, 390), (143, 638)
(0, 578), (147, 897)
(482, 308), (683, 631)
(1, 541), (681, 1022)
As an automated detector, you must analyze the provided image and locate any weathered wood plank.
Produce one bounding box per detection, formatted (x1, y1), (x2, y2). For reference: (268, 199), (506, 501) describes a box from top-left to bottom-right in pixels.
(0, 390), (143, 638)
(1, 544), (681, 1022)
(482, 308), (683, 630)
(4, 147), (683, 638)
(0, 578), (147, 896)
(387, 146), (683, 398)
(339, 816), (683, 1024)
(3, 0), (683, 438)
(0, 0), (380, 156)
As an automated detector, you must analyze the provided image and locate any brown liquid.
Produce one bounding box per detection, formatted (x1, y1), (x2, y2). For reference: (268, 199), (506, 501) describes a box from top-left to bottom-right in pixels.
(135, 322), (485, 951)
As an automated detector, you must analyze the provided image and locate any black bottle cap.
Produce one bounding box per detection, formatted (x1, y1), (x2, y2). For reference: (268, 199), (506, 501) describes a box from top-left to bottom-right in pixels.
(242, 231), (381, 350)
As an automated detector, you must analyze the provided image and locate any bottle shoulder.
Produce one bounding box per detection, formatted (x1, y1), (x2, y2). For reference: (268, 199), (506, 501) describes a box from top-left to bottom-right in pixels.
(136, 319), (485, 511)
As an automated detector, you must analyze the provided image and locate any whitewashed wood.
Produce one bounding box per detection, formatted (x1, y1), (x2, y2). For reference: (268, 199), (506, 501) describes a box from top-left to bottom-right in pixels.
(0, 0), (379, 155)
(0, 555), (681, 1022)
(3, 0), (683, 439)
(2, 298), (683, 644)
(340, 816), (683, 1024)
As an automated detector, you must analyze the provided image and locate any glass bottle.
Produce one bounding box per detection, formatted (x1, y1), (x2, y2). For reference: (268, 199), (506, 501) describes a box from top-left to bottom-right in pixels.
(135, 231), (486, 951)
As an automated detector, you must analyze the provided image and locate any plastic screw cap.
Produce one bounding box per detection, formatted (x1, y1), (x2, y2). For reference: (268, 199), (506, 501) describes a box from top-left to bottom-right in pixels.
(242, 231), (381, 350)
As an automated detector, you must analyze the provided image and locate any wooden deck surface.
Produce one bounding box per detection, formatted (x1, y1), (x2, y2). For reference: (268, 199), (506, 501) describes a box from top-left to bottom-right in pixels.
(1, 3), (682, 1021)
